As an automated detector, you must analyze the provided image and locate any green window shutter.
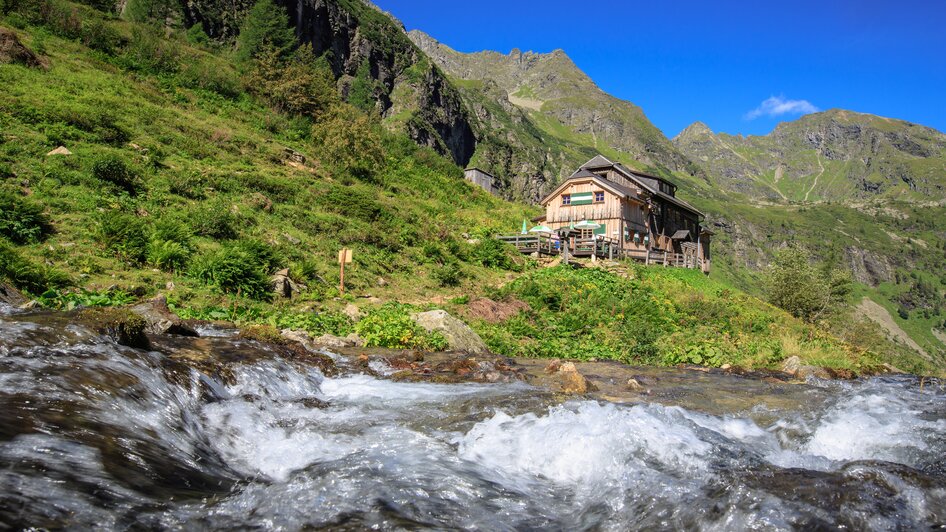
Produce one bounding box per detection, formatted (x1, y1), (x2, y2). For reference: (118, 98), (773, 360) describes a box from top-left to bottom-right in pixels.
(594, 223), (607, 236)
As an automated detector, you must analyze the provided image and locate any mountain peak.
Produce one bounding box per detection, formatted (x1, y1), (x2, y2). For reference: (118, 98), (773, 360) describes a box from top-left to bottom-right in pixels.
(673, 121), (714, 142)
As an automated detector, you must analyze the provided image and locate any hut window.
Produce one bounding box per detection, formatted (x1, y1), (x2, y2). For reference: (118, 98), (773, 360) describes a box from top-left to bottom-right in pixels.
(561, 194), (571, 206)
(594, 191), (604, 203)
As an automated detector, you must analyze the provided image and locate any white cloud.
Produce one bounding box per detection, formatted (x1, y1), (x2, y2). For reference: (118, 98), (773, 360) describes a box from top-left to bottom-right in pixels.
(745, 96), (819, 120)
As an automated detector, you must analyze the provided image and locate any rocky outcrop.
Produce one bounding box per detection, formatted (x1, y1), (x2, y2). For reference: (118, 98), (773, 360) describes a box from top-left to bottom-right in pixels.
(0, 27), (46, 69)
(409, 29), (702, 195)
(279, 0), (475, 166)
(411, 309), (489, 355)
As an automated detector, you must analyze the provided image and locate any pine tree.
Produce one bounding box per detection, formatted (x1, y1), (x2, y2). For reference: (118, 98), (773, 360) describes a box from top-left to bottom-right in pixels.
(235, 0), (294, 63)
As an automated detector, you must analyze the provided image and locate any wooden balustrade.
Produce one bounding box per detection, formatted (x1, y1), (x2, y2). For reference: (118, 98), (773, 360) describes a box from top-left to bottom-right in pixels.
(494, 235), (709, 272)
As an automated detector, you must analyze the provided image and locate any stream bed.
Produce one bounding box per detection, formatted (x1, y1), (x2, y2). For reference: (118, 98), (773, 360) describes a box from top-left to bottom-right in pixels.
(1, 308), (944, 530)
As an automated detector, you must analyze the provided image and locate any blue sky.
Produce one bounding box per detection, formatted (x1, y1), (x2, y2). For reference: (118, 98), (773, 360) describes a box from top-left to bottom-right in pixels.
(372, 0), (946, 138)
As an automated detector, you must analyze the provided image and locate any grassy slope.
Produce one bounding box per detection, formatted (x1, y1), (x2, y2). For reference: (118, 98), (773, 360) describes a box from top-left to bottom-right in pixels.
(0, 11), (535, 308)
(0, 5), (940, 375)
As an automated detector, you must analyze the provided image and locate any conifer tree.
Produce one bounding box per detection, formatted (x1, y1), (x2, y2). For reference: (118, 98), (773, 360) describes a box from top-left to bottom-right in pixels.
(235, 0), (294, 63)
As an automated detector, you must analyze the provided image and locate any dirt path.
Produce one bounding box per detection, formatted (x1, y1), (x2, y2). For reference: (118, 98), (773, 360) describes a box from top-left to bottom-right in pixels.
(857, 297), (930, 360)
(803, 154), (825, 202)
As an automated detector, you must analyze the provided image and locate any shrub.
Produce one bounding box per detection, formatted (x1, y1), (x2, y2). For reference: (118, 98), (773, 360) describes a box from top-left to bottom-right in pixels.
(177, 55), (242, 98)
(245, 46), (339, 116)
(314, 185), (382, 222)
(147, 239), (189, 272)
(91, 154), (140, 195)
(94, 211), (148, 264)
(190, 203), (239, 239)
(0, 191), (53, 244)
(123, 0), (176, 23)
(188, 240), (278, 300)
(762, 246), (848, 322)
(471, 238), (520, 271)
(80, 17), (123, 54)
(312, 104), (385, 181)
(122, 25), (179, 74)
(0, 240), (70, 294)
(354, 303), (444, 350)
(185, 24), (211, 47)
(235, 0), (294, 63)
(432, 261), (462, 287)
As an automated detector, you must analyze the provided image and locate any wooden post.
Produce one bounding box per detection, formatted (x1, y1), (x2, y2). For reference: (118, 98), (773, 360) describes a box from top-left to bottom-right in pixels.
(645, 249), (650, 265)
(338, 248), (352, 294)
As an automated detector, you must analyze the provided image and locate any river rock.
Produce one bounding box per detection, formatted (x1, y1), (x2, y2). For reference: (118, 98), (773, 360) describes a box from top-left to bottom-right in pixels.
(0, 282), (27, 307)
(558, 362), (595, 394)
(316, 333), (358, 349)
(411, 309), (489, 354)
(780, 355), (831, 380)
(80, 307), (150, 350)
(129, 295), (198, 337)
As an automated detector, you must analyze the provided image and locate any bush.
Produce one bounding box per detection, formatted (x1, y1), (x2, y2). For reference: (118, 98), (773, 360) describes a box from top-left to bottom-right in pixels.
(177, 56), (242, 98)
(80, 17), (123, 54)
(190, 203), (239, 239)
(188, 240), (278, 300)
(147, 239), (189, 272)
(185, 24), (211, 47)
(0, 240), (70, 294)
(245, 46), (339, 116)
(91, 154), (140, 195)
(354, 303), (444, 350)
(0, 191), (53, 244)
(762, 246), (849, 322)
(94, 211), (148, 264)
(312, 104), (385, 181)
(122, 25), (179, 74)
(315, 185), (382, 222)
(471, 238), (520, 271)
(432, 261), (462, 287)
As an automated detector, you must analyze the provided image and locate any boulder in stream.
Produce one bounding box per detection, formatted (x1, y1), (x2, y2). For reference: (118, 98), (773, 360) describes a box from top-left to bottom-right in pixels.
(129, 295), (198, 337)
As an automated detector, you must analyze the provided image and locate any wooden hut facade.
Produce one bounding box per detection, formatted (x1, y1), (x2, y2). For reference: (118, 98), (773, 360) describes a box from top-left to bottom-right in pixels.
(534, 155), (711, 270)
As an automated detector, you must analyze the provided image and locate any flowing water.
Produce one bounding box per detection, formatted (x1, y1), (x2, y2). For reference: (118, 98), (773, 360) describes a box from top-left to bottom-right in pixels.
(1, 307), (945, 530)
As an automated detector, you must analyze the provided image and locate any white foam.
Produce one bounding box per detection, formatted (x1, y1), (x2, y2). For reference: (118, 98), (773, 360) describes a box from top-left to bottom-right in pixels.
(803, 392), (946, 465)
(457, 401), (713, 494)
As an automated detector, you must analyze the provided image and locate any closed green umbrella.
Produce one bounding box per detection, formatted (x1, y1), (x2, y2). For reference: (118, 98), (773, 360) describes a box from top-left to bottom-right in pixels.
(521, 219), (528, 234)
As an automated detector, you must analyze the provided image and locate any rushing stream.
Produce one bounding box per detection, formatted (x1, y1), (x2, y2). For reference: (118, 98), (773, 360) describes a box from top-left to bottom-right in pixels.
(1, 307), (945, 530)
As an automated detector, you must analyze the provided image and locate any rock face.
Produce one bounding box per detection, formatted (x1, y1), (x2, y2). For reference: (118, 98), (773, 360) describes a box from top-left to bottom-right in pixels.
(0, 27), (45, 69)
(282, 0), (474, 166)
(409, 30), (701, 201)
(411, 309), (489, 355)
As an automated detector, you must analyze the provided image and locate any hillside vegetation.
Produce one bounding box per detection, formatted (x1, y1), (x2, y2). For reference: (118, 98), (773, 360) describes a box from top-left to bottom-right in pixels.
(0, 0), (942, 376)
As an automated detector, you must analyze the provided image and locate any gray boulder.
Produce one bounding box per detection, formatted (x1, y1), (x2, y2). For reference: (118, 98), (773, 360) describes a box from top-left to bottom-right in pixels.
(129, 295), (198, 337)
(411, 309), (489, 354)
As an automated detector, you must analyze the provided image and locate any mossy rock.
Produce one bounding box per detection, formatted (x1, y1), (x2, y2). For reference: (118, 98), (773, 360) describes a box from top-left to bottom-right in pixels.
(78, 307), (150, 350)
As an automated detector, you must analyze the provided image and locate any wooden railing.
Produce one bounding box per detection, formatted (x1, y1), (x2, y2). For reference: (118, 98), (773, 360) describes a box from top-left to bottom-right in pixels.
(496, 234), (559, 255)
(495, 235), (710, 272)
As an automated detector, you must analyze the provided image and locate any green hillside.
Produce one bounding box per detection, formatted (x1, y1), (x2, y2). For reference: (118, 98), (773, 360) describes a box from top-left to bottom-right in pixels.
(0, 0), (942, 375)
(0, 3), (534, 308)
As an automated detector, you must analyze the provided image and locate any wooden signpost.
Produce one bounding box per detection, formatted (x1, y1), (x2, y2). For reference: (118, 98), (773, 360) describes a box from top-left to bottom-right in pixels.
(338, 248), (352, 294)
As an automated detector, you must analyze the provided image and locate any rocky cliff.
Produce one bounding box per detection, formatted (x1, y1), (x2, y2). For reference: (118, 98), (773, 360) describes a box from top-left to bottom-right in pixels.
(182, 0), (477, 167)
(409, 30), (702, 188)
